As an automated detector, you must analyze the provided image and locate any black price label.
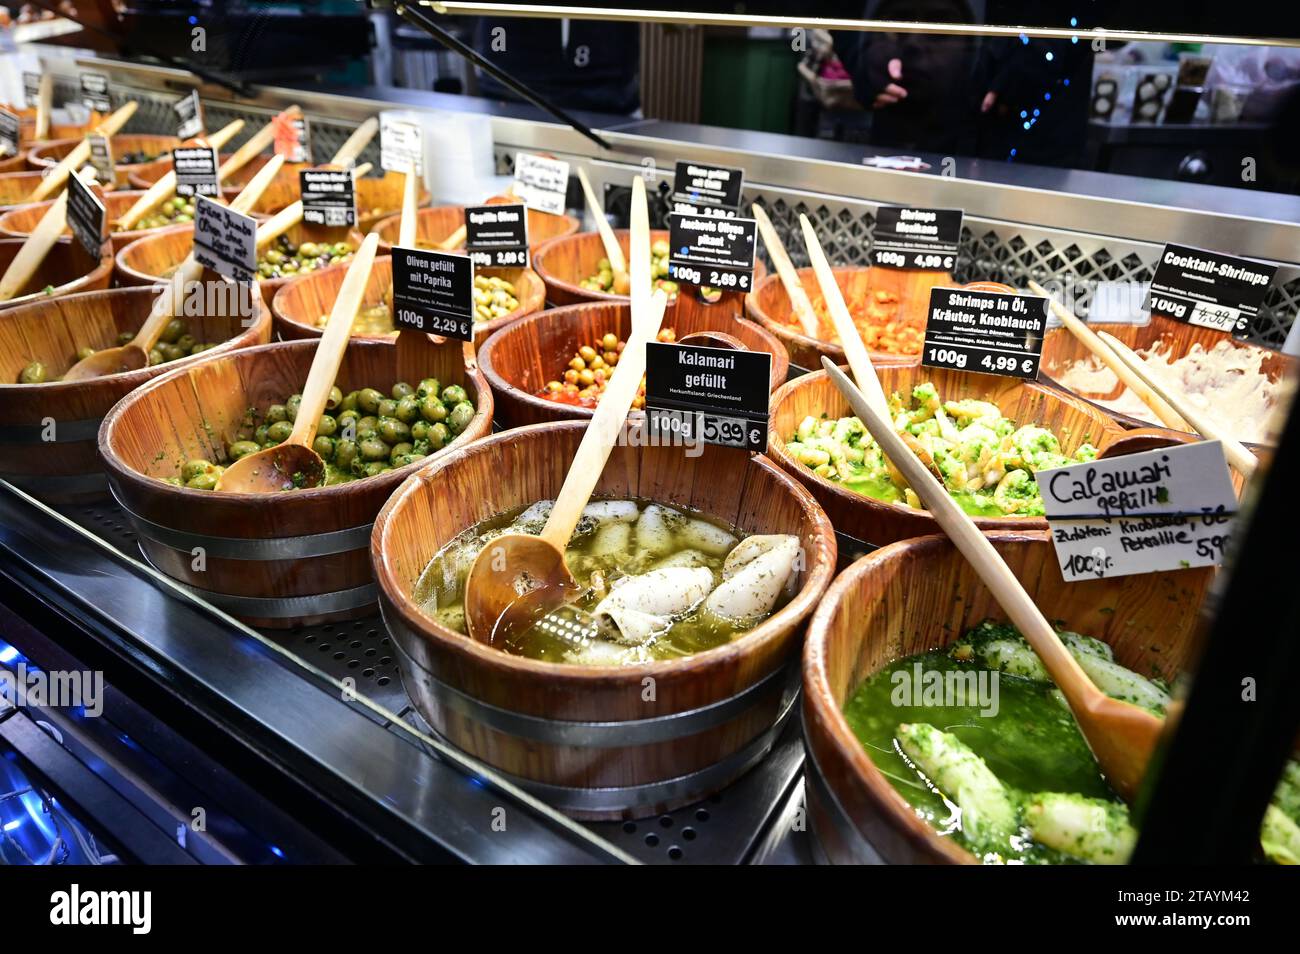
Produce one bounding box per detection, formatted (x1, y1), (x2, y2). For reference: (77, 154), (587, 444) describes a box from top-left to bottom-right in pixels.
(923, 286), (1047, 379)
(173, 145), (220, 198)
(174, 90), (203, 140)
(464, 202), (529, 268)
(87, 133), (114, 186)
(299, 169), (357, 228)
(666, 213), (757, 292)
(22, 72), (41, 109)
(872, 206), (962, 271)
(644, 342), (771, 452)
(670, 161), (744, 217)
(193, 195), (257, 283)
(1144, 243), (1277, 339)
(80, 72), (111, 113)
(0, 108), (19, 160)
(67, 174), (106, 258)
(391, 246), (475, 342)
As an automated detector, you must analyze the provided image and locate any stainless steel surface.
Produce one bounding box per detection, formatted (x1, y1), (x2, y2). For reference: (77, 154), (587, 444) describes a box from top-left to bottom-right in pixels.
(427, 3), (1300, 48)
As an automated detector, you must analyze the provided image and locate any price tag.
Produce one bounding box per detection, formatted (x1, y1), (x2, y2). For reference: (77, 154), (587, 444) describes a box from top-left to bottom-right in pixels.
(666, 212), (757, 292)
(670, 161), (744, 217)
(644, 342), (771, 452)
(173, 145), (220, 198)
(922, 286), (1046, 379)
(193, 195), (257, 283)
(1040, 442), (1237, 581)
(464, 202), (529, 269)
(1144, 243), (1277, 339)
(872, 206), (962, 271)
(22, 72), (41, 109)
(380, 114), (423, 176)
(174, 89), (203, 140)
(513, 152), (569, 215)
(273, 112), (311, 163)
(67, 174), (106, 258)
(80, 71), (111, 114)
(299, 169), (357, 228)
(86, 133), (114, 186)
(390, 246), (475, 342)
(0, 108), (19, 160)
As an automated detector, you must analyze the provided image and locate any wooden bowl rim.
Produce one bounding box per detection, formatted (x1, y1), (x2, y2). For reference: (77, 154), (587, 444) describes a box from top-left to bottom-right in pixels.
(802, 530), (1056, 866)
(0, 286), (272, 393)
(370, 203), (580, 249)
(477, 298), (791, 422)
(25, 133), (181, 169)
(0, 190), (186, 244)
(767, 365), (1128, 528)
(0, 236), (115, 308)
(371, 418), (838, 682)
(531, 228), (675, 304)
(98, 337), (493, 502)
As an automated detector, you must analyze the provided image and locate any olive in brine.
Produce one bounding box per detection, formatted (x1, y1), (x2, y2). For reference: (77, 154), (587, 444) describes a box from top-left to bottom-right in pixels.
(448, 401), (475, 434)
(359, 438), (389, 462)
(440, 384), (468, 406)
(18, 362), (47, 384)
(357, 388), (383, 415)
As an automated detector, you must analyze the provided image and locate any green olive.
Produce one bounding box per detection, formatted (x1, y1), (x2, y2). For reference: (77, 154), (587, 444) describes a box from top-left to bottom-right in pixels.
(419, 400), (447, 423)
(339, 390), (359, 413)
(389, 441), (413, 464)
(428, 422), (450, 450)
(181, 459), (215, 482)
(410, 420), (431, 442)
(377, 398), (398, 419)
(355, 415), (379, 441)
(312, 435), (336, 459)
(325, 386), (343, 410)
(357, 387), (383, 415)
(440, 384), (468, 405)
(298, 242), (320, 258)
(186, 472), (220, 491)
(253, 424), (271, 445)
(448, 401), (475, 434)
(148, 349), (164, 366)
(416, 377), (440, 399)
(391, 381), (415, 400)
(116, 331), (134, 345)
(334, 439), (358, 469)
(228, 440), (260, 460)
(18, 361), (47, 384)
(159, 319), (186, 344)
(267, 420), (294, 443)
(75, 346), (95, 362)
(363, 461), (391, 478)
(395, 395), (420, 424)
(265, 403), (288, 424)
(377, 418), (409, 444)
(316, 414), (338, 437)
(359, 438), (389, 462)
(285, 394), (302, 420)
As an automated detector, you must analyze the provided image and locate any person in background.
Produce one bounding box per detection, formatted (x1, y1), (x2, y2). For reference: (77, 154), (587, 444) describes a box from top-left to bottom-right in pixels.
(471, 16), (640, 116)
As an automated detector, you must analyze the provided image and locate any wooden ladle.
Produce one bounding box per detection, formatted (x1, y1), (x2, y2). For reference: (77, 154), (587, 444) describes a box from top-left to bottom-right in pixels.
(822, 357), (1164, 802)
(577, 166), (630, 295)
(61, 155), (287, 381)
(752, 203), (818, 338)
(463, 176), (661, 646)
(215, 232), (380, 493)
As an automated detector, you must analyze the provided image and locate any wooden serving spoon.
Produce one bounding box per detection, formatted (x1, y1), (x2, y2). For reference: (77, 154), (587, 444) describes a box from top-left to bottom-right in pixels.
(30, 101), (138, 202)
(398, 164), (418, 248)
(0, 177), (82, 301)
(463, 176), (661, 646)
(116, 119), (246, 231)
(1097, 331), (1257, 478)
(34, 73), (53, 141)
(60, 156), (287, 381)
(752, 203), (818, 338)
(822, 357), (1163, 802)
(577, 166), (630, 294)
(330, 116), (379, 169)
(1028, 279), (1189, 432)
(215, 232), (381, 493)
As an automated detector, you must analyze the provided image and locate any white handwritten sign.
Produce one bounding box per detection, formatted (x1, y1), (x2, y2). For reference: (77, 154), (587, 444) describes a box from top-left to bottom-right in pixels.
(1039, 441), (1238, 581)
(514, 152), (569, 215)
(193, 195), (257, 283)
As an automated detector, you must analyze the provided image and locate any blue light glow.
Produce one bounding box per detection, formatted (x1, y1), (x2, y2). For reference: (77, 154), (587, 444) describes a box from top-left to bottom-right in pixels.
(1020, 110), (1027, 119)
(1070, 17), (1078, 27)
(1010, 148), (1017, 157)
(270, 845), (285, 859)
(3, 819), (21, 831)
(1045, 52), (1055, 62)
(1045, 93), (1052, 101)
(0, 644), (18, 664)
(188, 16), (197, 26)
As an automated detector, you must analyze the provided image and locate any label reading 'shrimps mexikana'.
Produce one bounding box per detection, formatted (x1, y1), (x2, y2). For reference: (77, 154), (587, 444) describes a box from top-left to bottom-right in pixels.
(1145, 243), (1277, 339)
(871, 206), (962, 271)
(923, 286), (1047, 379)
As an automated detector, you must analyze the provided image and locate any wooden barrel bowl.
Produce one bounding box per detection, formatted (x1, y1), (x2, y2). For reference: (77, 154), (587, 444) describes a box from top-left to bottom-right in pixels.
(127, 151), (274, 193)
(8, 106), (93, 147)
(355, 171), (432, 233)
(26, 134), (181, 190)
(768, 363), (1127, 547)
(371, 203), (579, 256)
(271, 254), (545, 347)
(0, 237), (114, 311)
(479, 298), (791, 429)
(1040, 313), (1294, 448)
(533, 229), (769, 308)
(745, 266), (955, 370)
(115, 220), (364, 305)
(99, 335), (493, 628)
(0, 171), (53, 213)
(0, 284), (271, 503)
(0, 189), (189, 253)
(371, 419), (837, 819)
(802, 531), (1213, 864)
(0, 154), (25, 175)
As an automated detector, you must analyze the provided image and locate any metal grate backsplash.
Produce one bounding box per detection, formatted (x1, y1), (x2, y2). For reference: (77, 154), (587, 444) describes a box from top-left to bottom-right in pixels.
(99, 84), (1297, 348)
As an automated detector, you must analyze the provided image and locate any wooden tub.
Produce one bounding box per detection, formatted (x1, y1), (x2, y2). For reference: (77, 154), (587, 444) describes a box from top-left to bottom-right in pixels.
(802, 531), (1213, 863)
(0, 189), (194, 253)
(99, 335), (493, 628)
(371, 419), (837, 819)
(479, 298), (791, 429)
(371, 203), (579, 257)
(26, 134), (180, 190)
(0, 284), (271, 503)
(0, 237), (114, 311)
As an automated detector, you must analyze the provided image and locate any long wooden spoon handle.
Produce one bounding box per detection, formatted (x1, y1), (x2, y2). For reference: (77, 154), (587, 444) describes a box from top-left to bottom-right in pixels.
(330, 117), (377, 167)
(130, 257), (206, 351)
(218, 106), (298, 181)
(753, 203), (818, 338)
(1028, 280), (1190, 432)
(30, 101), (137, 201)
(288, 232), (380, 448)
(35, 73), (53, 140)
(117, 120), (246, 231)
(628, 175), (651, 314)
(1097, 331), (1257, 478)
(0, 189), (70, 301)
(800, 213), (891, 422)
(821, 357), (1103, 708)
(398, 166), (418, 248)
(254, 162), (370, 249)
(577, 166), (626, 275)
(229, 153), (286, 216)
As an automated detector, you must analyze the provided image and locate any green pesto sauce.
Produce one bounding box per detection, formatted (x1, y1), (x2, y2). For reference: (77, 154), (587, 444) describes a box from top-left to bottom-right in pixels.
(842, 649), (1117, 864)
(839, 479), (1016, 518)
